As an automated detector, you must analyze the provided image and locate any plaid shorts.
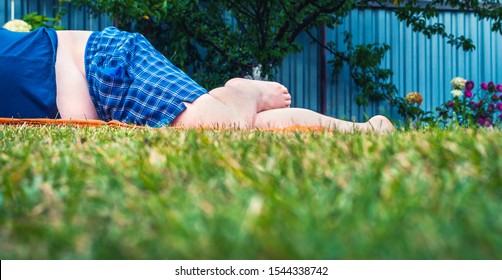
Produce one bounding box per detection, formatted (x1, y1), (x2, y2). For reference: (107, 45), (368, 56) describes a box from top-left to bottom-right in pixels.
(85, 27), (207, 127)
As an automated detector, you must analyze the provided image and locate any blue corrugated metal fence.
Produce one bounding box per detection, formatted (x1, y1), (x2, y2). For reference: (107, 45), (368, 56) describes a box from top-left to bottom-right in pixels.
(277, 8), (502, 121)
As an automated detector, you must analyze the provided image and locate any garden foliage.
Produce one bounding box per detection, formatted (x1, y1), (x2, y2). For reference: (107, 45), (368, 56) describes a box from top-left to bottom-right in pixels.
(437, 78), (502, 128)
(402, 78), (502, 129)
(22, 0), (71, 30)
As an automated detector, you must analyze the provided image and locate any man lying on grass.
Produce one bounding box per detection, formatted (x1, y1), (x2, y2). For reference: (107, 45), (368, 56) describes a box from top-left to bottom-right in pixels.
(1, 24), (394, 133)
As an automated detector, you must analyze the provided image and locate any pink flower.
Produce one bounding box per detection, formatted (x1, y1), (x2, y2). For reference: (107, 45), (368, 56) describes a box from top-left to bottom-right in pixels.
(488, 103), (495, 112)
(485, 118), (493, 127)
(464, 90), (473, 98)
(481, 82), (489, 90)
(478, 118), (493, 127)
(497, 84), (502, 92)
(497, 103), (502, 111)
(466, 81), (475, 90)
(447, 101), (455, 108)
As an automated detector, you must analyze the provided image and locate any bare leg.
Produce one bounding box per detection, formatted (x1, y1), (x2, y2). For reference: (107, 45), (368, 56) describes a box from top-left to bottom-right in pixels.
(255, 108), (394, 133)
(172, 94), (394, 133)
(171, 94), (248, 128)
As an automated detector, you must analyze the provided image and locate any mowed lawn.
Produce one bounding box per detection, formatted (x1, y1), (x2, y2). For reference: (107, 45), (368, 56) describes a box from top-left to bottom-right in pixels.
(0, 125), (501, 259)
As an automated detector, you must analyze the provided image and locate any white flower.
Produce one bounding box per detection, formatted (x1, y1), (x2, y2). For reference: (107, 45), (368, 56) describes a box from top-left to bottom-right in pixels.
(3, 19), (32, 32)
(450, 77), (466, 90)
(451, 89), (463, 97)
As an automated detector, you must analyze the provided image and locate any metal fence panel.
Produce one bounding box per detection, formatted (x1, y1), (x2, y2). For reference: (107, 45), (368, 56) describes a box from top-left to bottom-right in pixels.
(277, 8), (502, 121)
(275, 31), (321, 114)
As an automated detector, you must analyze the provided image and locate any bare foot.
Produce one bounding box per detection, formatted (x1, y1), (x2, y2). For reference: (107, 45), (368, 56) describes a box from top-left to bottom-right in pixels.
(224, 78), (292, 112)
(367, 115), (395, 133)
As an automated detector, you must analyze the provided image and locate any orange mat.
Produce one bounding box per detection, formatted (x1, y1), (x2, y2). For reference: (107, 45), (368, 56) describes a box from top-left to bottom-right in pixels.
(0, 117), (328, 132)
(0, 117), (138, 128)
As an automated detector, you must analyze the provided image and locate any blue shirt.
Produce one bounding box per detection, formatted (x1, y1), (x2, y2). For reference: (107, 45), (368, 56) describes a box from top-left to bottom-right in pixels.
(0, 27), (59, 119)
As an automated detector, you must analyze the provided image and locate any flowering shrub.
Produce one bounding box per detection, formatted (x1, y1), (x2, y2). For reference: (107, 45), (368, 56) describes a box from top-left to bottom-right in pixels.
(393, 91), (433, 128)
(436, 77), (502, 128)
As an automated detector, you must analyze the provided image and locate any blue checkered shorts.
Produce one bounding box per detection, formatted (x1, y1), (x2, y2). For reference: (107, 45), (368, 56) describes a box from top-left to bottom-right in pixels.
(85, 27), (207, 127)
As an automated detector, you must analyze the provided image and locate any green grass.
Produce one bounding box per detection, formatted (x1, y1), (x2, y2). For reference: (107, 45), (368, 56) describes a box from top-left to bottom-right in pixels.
(0, 125), (501, 259)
